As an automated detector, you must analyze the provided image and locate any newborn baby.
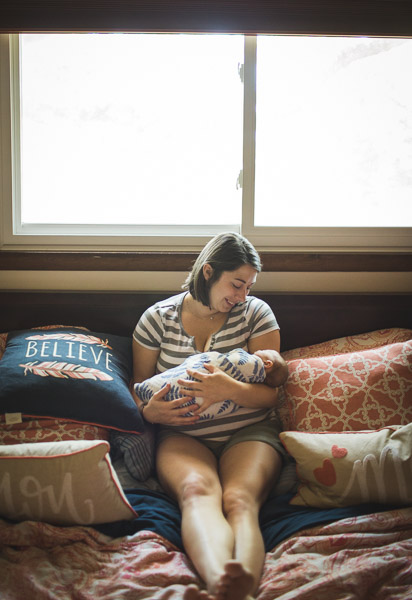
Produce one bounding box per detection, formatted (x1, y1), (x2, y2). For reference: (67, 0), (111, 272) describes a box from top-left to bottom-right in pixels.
(134, 348), (287, 442)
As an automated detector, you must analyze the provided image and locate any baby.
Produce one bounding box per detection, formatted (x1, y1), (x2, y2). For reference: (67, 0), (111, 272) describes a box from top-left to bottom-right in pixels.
(134, 348), (288, 442)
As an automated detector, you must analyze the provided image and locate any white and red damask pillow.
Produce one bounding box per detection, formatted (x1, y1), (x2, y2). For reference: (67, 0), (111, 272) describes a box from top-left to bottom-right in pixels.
(280, 340), (412, 432)
(282, 327), (412, 361)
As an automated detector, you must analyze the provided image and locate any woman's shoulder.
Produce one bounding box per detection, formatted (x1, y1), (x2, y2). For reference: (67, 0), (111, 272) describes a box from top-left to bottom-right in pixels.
(135, 292), (186, 344)
(147, 292), (186, 316)
(232, 296), (278, 330)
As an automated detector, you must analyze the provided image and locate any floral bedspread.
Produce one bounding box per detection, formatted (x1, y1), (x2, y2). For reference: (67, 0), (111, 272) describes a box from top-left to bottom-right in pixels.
(1, 507), (411, 599)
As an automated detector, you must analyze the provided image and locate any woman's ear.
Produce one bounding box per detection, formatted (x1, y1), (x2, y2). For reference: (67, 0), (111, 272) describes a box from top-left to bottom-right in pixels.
(203, 263), (214, 280)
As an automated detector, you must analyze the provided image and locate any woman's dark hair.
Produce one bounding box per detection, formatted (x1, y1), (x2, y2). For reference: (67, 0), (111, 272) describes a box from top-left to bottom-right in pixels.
(183, 232), (262, 307)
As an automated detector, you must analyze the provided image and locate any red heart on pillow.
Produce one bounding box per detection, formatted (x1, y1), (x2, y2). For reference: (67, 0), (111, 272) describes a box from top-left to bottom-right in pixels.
(314, 458), (336, 486)
(332, 445), (348, 458)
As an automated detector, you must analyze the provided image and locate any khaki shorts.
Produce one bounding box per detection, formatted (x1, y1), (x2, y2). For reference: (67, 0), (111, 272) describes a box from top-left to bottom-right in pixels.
(157, 413), (287, 462)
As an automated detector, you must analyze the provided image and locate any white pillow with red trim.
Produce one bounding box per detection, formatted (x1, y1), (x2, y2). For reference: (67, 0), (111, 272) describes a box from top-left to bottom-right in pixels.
(280, 424), (412, 508)
(0, 439), (137, 525)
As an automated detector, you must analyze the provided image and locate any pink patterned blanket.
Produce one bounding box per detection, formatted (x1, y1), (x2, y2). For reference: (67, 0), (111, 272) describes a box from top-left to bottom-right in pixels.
(1, 507), (411, 599)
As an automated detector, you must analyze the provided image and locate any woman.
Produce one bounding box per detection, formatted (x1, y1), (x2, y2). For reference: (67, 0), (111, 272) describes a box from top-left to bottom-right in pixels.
(133, 232), (288, 600)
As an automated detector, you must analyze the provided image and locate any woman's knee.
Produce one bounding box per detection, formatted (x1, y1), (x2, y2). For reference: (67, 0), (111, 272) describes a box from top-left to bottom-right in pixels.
(222, 486), (257, 519)
(179, 471), (222, 507)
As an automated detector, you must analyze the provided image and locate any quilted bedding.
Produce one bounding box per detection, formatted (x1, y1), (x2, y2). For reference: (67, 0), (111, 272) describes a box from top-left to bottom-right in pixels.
(1, 326), (411, 599)
(1, 506), (411, 600)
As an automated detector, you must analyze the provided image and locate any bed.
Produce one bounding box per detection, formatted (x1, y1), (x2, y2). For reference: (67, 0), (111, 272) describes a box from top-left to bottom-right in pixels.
(0, 290), (411, 600)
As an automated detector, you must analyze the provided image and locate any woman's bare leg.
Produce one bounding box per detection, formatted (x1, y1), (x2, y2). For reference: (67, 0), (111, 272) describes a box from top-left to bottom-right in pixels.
(156, 435), (234, 595)
(216, 441), (282, 599)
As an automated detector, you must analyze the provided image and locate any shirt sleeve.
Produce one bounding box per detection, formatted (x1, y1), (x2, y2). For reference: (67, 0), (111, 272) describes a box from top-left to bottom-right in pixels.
(133, 305), (163, 350)
(247, 297), (279, 340)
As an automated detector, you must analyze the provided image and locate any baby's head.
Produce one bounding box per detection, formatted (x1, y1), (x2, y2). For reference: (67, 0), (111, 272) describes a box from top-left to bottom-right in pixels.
(253, 349), (288, 387)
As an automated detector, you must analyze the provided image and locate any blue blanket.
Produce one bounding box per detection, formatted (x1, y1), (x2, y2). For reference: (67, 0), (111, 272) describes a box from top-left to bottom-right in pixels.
(96, 489), (401, 552)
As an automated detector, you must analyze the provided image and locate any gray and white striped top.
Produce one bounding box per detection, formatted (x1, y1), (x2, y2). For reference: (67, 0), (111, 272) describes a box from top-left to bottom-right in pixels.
(133, 292), (279, 374)
(133, 292), (279, 442)
(133, 292), (280, 441)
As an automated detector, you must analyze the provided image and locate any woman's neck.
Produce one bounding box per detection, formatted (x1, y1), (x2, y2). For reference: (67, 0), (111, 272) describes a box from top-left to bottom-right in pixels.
(185, 294), (220, 321)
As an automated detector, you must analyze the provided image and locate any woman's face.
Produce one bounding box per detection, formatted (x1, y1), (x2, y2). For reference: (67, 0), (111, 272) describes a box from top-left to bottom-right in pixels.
(206, 264), (258, 313)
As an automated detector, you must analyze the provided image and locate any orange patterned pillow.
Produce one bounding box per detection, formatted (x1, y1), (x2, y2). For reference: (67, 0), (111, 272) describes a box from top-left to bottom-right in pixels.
(0, 416), (109, 445)
(282, 327), (412, 361)
(282, 340), (412, 431)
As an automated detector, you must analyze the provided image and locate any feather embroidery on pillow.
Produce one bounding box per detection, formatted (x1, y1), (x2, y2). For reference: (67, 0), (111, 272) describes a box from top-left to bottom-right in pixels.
(26, 333), (112, 349)
(19, 361), (113, 381)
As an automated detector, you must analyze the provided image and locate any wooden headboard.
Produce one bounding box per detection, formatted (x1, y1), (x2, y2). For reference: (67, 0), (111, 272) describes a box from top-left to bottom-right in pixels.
(1, 291), (411, 351)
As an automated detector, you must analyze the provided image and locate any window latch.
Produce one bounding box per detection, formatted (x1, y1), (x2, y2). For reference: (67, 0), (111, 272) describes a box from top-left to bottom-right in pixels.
(236, 170), (243, 190)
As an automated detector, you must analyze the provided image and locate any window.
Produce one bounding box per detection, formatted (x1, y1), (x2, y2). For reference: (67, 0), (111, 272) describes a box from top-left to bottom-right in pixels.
(254, 36), (412, 228)
(0, 33), (411, 249)
(18, 34), (243, 231)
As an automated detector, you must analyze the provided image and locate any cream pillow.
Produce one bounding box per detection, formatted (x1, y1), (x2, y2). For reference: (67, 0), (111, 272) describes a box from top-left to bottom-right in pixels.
(0, 439), (137, 525)
(280, 424), (412, 508)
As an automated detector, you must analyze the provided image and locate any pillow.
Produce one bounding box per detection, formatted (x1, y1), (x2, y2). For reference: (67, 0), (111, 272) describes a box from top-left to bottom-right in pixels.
(281, 340), (412, 432)
(282, 327), (412, 361)
(0, 325), (81, 362)
(280, 424), (412, 507)
(0, 439), (138, 525)
(0, 416), (110, 445)
(0, 332), (7, 360)
(110, 425), (156, 481)
(0, 327), (144, 434)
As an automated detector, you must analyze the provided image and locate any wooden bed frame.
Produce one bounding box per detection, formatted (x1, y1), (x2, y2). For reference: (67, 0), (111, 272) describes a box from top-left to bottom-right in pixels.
(1, 291), (411, 351)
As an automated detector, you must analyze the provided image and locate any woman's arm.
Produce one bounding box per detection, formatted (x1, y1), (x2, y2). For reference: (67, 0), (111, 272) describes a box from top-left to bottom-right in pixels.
(132, 339), (159, 406)
(133, 339), (201, 425)
(179, 331), (283, 411)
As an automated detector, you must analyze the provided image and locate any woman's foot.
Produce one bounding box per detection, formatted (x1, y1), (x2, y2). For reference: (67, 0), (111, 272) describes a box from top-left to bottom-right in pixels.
(157, 583), (212, 600)
(214, 560), (255, 600)
(183, 584), (213, 600)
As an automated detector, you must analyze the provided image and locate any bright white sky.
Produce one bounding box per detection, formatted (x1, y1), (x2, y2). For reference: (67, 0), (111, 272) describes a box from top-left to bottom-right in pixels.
(20, 34), (244, 225)
(255, 36), (412, 226)
(20, 34), (412, 228)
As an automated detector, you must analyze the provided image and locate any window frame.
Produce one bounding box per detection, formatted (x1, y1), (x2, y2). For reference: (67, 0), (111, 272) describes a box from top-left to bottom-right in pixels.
(241, 35), (412, 249)
(1, 31), (412, 251)
(1, 32), (242, 250)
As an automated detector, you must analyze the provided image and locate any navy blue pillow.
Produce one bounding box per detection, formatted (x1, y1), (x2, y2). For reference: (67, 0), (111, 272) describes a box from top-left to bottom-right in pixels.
(0, 327), (144, 433)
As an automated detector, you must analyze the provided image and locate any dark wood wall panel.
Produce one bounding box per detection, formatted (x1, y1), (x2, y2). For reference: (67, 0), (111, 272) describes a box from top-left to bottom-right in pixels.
(1, 291), (411, 351)
(1, 251), (411, 272)
(1, 1), (411, 35)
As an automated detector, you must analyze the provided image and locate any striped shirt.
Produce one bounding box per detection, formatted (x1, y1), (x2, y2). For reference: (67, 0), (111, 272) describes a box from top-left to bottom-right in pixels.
(133, 292), (279, 374)
(133, 292), (280, 441)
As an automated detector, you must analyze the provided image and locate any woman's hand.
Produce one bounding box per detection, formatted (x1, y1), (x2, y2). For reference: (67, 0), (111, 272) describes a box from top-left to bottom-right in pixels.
(177, 364), (238, 413)
(142, 383), (201, 425)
